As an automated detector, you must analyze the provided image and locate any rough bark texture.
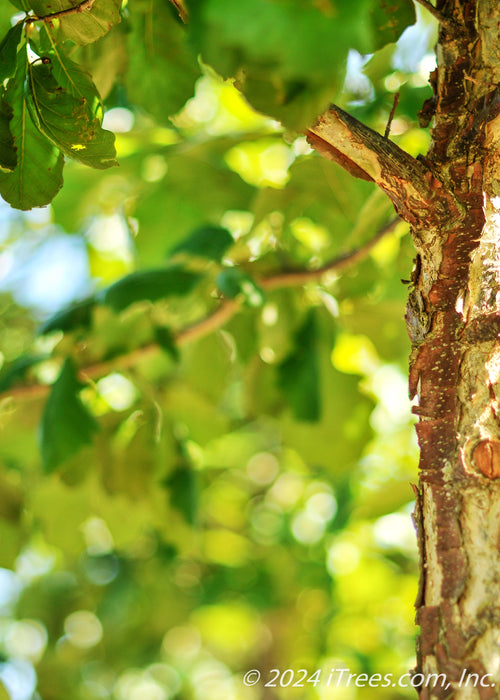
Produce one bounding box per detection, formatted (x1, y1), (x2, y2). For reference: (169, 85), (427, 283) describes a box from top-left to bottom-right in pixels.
(410, 2), (500, 697)
(307, 1), (500, 696)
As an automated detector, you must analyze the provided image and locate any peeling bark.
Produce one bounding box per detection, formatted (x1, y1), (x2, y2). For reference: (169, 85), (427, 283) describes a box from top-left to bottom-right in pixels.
(307, 1), (500, 696)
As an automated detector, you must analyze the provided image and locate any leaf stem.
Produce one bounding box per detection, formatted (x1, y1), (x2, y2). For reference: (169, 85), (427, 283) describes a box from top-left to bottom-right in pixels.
(2, 218), (400, 402)
(26, 0), (96, 24)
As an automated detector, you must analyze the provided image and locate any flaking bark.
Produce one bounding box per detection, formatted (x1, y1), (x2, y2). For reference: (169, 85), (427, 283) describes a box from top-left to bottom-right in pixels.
(308, 1), (500, 696)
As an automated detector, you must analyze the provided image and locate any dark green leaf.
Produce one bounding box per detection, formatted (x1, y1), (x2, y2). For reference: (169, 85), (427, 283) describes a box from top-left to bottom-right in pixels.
(39, 297), (95, 335)
(154, 326), (180, 362)
(26, 60), (117, 170)
(169, 225), (234, 262)
(165, 464), (198, 525)
(0, 98), (16, 172)
(216, 268), (264, 306)
(127, 0), (200, 121)
(0, 23), (24, 83)
(40, 358), (99, 472)
(101, 267), (202, 312)
(0, 354), (46, 392)
(277, 311), (320, 422)
(0, 44), (64, 209)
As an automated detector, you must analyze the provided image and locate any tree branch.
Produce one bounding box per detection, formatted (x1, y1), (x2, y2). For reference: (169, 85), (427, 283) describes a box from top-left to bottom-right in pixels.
(2, 218), (399, 403)
(26, 0), (96, 23)
(306, 105), (441, 226)
(413, 0), (455, 29)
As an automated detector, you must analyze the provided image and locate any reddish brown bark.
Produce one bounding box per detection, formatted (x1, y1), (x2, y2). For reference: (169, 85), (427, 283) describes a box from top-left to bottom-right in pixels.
(308, 1), (500, 695)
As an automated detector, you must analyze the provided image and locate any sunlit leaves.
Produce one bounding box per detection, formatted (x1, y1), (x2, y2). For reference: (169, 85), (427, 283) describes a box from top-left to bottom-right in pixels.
(39, 25), (104, 118)
(0, 0), (423, 694)
(40, 358), (99, 472)
(27, 59), (117, 169)
(187, 0), (415, 129)
(0, 44), (64, 209)
(26, 0), (122, 45)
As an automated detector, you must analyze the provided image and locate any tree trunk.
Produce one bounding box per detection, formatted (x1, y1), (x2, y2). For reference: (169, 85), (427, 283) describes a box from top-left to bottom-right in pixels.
(307, 1), (500, 696)
(410, 1), (500, 697)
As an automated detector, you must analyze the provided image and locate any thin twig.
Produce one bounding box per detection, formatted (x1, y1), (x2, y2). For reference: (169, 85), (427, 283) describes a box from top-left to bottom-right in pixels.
(168, 0), (188, 23)
(3, 218), (400, 402)
(413, 0), (456, 29)
(385, 92), (400, 140)
(26, 0), (96, 24)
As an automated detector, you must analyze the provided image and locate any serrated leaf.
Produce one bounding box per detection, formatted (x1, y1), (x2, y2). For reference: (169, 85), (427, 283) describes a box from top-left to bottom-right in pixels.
(277, 311), (320, 422)
(169, 225), (234, 262)
(40, 358), (99, 472)
(29, 0), (122, 45)
(154, 326), (180, 362)
(0, 44), (64, 209)
(27, 58), (117, 169)
(0, 23), (24, 83)
(39, 297), (95, 335)
(216, 267), (264, 307)
(102, 267), (201, 312)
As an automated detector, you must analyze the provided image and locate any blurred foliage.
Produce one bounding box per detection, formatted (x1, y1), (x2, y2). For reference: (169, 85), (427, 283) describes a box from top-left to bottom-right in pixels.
(0, 1), (439, 699)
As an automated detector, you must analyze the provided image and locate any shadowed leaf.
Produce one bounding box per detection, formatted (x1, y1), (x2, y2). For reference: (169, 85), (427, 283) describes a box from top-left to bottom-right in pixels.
(40, 358), (98, 472)
(102, 267), (202, 312)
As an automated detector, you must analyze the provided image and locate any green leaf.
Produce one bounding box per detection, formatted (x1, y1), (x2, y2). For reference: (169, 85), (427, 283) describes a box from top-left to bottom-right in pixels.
(0, 23), (24, 83)
(0, 44), (64, 209)
(277, 311), (320, 422)
(216, 268), (264, 307)
(7, 0), (28, 9)
(0, 98), (17, 172)
(40, 358), (99, 472)
(39, 297), (95, 335)
(26, 58), (117, 170)
(154, 326), (180, 362)
(165, 463), (198, 525)
(369, 0), (416, 47)
(29, 0), (122, 45)
(39, 25), (104, 119)
(101, 266), (202, 312)
(127, 0), (200, 122)
(169, 225), (234, 262)
(0, 354), (46, 392)
(188, 0), (415, 128)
